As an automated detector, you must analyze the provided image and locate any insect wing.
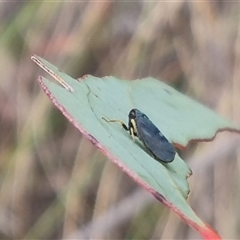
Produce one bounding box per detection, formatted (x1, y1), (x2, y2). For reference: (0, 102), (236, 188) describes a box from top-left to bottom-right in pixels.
(136, 116), (176, 163)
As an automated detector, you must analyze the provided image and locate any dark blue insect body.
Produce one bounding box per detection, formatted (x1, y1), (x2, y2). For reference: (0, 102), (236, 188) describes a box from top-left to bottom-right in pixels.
(103, 109), (176, 163)
(126, 109), (175, 163)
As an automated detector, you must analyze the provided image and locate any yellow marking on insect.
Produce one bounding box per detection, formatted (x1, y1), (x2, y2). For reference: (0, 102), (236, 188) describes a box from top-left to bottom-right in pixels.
(130, 119), (138, 136)
(130, 127), (135, 140)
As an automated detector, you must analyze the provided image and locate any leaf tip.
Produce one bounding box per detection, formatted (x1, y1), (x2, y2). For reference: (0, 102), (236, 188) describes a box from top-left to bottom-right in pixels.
(200, 225), (222, 240)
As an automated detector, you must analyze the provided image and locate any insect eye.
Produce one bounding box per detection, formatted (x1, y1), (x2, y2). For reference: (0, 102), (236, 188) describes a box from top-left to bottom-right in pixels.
(129, 109), (136, 119)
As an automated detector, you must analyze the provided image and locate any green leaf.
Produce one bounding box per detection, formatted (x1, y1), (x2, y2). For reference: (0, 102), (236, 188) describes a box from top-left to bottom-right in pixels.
(32, 55), (239, 239)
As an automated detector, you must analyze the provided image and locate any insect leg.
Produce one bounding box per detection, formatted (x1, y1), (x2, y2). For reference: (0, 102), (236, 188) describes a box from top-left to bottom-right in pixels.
(102, 117), (129, 131)
(102, 117), (136, 141)
(129, 127), (135, 141)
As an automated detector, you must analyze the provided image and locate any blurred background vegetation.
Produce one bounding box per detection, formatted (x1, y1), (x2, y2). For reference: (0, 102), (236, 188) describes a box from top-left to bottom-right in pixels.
(1, 1), (240, 239)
